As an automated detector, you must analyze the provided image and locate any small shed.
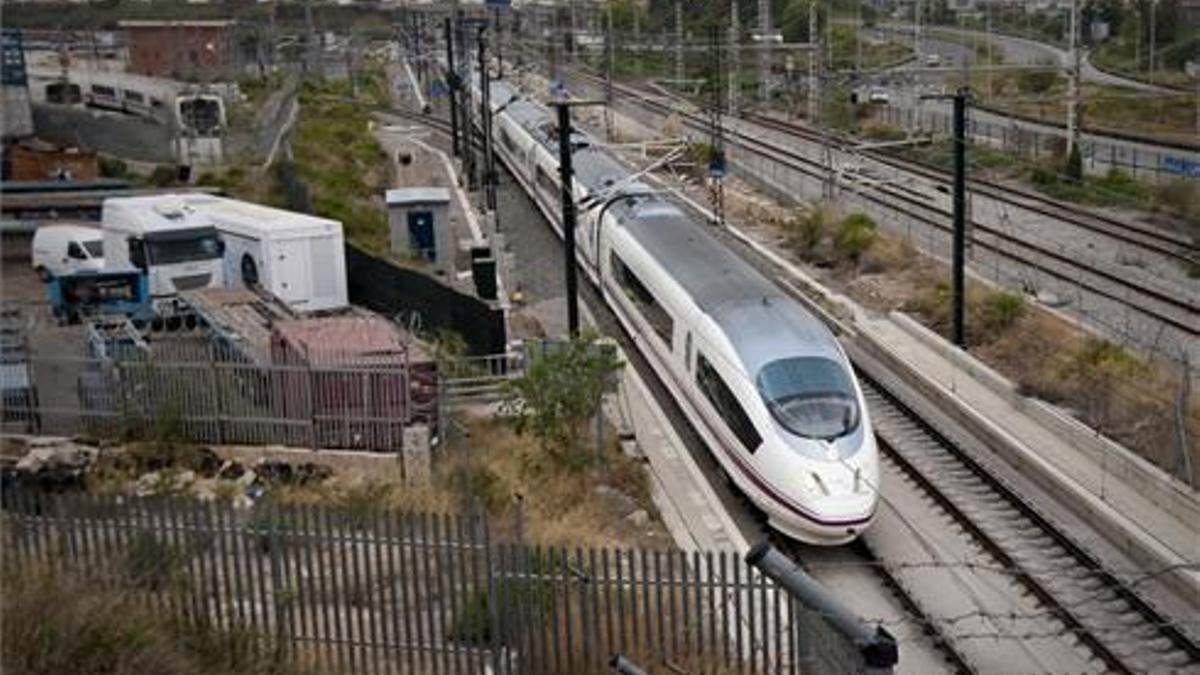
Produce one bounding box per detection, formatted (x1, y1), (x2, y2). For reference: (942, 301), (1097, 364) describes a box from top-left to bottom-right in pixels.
(269, 316), (439, 452)
(385, 187), (452, 273)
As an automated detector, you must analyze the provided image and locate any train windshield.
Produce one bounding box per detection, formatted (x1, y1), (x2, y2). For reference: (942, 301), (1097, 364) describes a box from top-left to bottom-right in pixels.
(756, 357), (860, 440)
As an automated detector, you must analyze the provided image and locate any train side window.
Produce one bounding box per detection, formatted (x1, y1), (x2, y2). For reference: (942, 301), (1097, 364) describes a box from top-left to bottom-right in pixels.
(684, 332), (692, 369)
(610, 251), (673, 347)
(696, 353), (762, 453)
(499, 127), (518, 155)
(535, 166), (557, 199)
(124, 90), (144, 104)
(91, 85), (116, 97)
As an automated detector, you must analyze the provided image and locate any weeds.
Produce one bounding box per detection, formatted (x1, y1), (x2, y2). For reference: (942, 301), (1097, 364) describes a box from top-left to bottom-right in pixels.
(2, 558), (300, 675)
(833, 213), (878, 263)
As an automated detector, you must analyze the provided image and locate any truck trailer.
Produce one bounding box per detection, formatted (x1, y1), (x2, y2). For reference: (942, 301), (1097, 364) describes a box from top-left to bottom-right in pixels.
(183, 195), (348, 313)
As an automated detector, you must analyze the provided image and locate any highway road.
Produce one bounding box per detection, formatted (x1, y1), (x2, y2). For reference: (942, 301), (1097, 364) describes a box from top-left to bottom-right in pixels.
(925, 26), (1176, 93)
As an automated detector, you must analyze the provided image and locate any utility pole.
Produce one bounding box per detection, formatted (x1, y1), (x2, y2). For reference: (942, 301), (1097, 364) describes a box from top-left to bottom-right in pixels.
(569, 0), (578, 63)
(952, 90), (968, 348)
(914, 0), (921, 60)
(986, 5), (993, 99)
(708, 25), (727, 226)
(730, 0), (740, 112)
(633, 5), (641, 78)
(855, 0), (863, 75)
(495, 6), (503, 80)
(445, 17), (461, 158)
(548, 98), (604, 337)
(304, 0), (317, 75)
(478, 25), (496, 213)
(461, 17), (477, 191)
(1149, 0), (1156, 86)
(605, 0), (614, 142)
(808, 0), (818, 122)
(758, 0), (771, 102)
(675, 1), (684, 87)
(1066, 0), (1080, 157)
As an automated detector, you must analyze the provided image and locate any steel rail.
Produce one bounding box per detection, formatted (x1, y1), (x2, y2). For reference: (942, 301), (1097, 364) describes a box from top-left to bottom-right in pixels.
(578, 73), (1199, 338)
(862, 375), (1200, 674)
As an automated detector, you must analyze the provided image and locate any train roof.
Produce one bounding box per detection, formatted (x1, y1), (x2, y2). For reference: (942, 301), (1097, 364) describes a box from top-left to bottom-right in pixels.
(492, 80), (842, 373)
(618, 201), (842, 372)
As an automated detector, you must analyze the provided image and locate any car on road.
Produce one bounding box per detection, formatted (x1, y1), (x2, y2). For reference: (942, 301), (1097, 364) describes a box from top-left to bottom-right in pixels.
(867, 88), (890, 104)
(924, 53), (941, 67)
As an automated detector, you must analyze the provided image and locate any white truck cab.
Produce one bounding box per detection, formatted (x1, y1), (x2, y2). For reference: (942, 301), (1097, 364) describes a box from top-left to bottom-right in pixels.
(101, 195), (225, 316)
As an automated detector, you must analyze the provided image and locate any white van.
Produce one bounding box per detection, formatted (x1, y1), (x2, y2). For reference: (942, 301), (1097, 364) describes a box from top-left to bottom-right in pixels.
(31, 225), (105, 280)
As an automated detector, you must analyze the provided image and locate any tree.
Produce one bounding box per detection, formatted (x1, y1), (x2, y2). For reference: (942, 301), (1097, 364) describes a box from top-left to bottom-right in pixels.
(498, 333), (624, 470)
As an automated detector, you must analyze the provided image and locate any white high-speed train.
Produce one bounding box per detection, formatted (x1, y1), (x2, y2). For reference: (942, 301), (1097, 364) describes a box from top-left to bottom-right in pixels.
(477, 79), (879, 545)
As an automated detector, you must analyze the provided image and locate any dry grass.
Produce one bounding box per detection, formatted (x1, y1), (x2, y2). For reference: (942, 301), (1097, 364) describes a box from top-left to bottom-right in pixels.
(976, 311), (1199, 473)
(267, 414), (669, 550)
(1, 559), (310, 675)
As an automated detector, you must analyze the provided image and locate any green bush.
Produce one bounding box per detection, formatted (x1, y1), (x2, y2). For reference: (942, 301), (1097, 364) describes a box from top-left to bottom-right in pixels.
(1065, 144), (1083, 181)
(977, 291), (1025, 335)
(148, 164), (180, 187)
(833, 213), (878, 263)
(787, 207), (828, 255)
(1017, 69), (1058, 94)
(98, 155), (129, 179)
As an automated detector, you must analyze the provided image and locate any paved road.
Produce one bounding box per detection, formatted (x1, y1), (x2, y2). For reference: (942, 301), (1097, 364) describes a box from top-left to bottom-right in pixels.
(926, 26), (1176, 94)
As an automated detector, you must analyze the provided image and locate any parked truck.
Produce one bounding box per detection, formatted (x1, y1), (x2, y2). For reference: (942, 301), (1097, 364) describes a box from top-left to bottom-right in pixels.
(47, 269), (154, 326)
(101, 195), (225, 324)
(181, 195), (348, 313)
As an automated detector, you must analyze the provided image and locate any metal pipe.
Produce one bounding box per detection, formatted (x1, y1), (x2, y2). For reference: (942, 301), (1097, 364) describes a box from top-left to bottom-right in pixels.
(610, 654), (648, 675)
(745, 543), (898, 672)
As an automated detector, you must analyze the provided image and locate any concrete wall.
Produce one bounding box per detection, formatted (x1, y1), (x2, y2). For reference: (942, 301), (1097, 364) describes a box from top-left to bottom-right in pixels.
(1, 85), (34, 139)
(32, 103), (176, 163)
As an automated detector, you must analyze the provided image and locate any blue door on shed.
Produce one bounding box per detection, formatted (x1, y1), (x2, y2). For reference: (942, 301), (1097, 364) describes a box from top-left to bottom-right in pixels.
(407, 210), (435, 261)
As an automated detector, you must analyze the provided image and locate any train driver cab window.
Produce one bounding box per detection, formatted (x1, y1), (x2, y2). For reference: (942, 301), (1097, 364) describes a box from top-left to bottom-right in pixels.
(756, 356), (860, 441)
(696, 353), (761, 453)
(610, 251), (673, 347)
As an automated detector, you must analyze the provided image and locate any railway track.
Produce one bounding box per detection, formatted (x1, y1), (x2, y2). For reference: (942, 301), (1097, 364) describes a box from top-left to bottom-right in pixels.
(862, 374), (1200, 674)
(573, 72), (1199, 342)
(741, 111), (1196, 267)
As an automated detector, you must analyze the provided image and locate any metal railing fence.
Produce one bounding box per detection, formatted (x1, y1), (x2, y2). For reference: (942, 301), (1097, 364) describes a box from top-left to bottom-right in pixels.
(2, 491), (873, 675)
(2, 347), (439, 458)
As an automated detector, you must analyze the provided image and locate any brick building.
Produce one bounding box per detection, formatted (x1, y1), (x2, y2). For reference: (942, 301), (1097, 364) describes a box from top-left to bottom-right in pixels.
(120, 20), (236, 81)
(4, 141), (98, 182)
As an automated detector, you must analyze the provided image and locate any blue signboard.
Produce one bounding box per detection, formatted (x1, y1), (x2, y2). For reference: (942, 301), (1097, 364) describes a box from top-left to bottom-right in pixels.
(1162, 155), (1200, 178)
(708, 152), (727, 178)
